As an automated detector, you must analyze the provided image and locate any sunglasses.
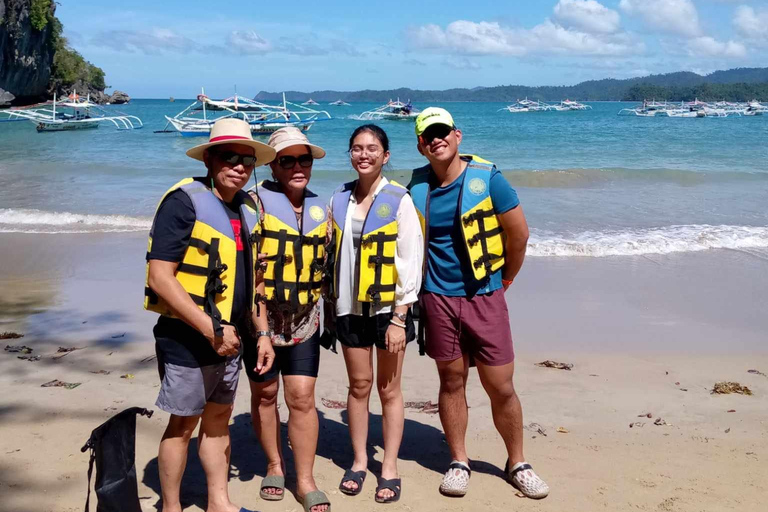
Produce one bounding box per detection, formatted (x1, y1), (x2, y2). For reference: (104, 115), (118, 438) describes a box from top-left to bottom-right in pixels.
(419, 124), (455, 145)
(277, 154), (313, 170)
(212, 150), (257, 167)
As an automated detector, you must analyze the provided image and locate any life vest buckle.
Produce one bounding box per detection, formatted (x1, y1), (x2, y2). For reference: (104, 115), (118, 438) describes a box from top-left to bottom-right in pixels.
(215, 263), (228, 274)
(216, 284), (228, 294)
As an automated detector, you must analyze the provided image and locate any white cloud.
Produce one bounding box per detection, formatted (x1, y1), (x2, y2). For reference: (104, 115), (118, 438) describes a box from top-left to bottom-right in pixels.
(733, 6), (768, 43)
(228, 31), (272, 54)
(407, 19), (640, 57)
(443, 58), (482, 70)
(96, 28), (220, 54)
(619, 0), (701, 37)
(553, 0), (621, 34)
(686, 36), (747, 58)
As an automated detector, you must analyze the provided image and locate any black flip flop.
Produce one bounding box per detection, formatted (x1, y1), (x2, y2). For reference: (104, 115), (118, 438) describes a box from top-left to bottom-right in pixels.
(339, 469), (366, 496)
(374, 478), (401, 504)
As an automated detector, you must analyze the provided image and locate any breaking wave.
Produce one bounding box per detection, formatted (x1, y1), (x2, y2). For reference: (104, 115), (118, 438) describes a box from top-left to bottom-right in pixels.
(528, 225), (768, 257)
(0, 208), (151, 234)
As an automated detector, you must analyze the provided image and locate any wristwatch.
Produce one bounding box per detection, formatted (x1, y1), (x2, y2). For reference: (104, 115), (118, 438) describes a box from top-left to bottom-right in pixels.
(255, 330), (272, 339)
(392, 312), (407, 322)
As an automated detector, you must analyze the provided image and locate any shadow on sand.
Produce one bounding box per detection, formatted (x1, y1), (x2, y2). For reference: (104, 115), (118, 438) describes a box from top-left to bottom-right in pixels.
(141, 401), (505, 509)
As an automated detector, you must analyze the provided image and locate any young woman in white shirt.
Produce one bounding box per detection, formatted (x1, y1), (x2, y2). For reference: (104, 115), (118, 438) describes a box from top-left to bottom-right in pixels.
(328, 124), (423, 504)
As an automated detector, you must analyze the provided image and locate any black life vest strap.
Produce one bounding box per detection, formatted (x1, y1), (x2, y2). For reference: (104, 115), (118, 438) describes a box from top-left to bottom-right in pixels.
(271, 229), (290, 308)
(304, 233), (324, 305)
(261, 228), (302, 242)
(202, 237), (225, 337)
(462, 207), (498, 280)
(467, 226), (503, 247)
(362, 231), (397, 306)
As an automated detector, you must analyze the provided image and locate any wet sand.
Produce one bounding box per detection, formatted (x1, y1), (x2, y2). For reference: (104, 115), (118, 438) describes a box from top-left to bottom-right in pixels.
(0, 232), (766, 512)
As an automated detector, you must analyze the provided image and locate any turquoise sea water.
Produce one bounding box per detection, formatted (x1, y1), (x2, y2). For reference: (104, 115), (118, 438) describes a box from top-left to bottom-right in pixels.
(1, 99), (767, 257)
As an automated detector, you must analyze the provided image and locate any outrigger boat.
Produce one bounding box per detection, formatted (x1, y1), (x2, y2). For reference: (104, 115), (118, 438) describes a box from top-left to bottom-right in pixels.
(499, 98), (554, 113)
(554, 99), (592, 111)
(329, 99), (351, 106)
(302, 98), (319, 106)
(0, 92), (143, 132)
(358, 99), (419, 121)
(160, 90), (332, 137)
(618, 98), (755, 118)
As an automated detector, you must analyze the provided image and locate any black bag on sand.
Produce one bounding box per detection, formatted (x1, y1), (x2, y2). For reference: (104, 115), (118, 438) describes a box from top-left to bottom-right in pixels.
(81, 407), (154, 512)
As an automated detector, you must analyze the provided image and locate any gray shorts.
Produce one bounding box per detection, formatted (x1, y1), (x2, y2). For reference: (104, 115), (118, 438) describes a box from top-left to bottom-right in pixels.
(155, 356), (241, 417)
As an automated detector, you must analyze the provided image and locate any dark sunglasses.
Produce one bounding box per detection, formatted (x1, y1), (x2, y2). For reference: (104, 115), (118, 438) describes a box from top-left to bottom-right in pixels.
(212, 150), (257, 167)
(277, 154), (313, 170)
(419, 124), (455, 145)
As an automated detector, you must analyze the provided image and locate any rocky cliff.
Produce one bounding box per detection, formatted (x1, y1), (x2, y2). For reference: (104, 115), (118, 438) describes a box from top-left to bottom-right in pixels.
(0, 0), (58, 104)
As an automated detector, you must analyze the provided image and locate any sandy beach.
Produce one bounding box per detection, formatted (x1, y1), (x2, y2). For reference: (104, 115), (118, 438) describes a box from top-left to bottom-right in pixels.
(1, 232), (766, 512)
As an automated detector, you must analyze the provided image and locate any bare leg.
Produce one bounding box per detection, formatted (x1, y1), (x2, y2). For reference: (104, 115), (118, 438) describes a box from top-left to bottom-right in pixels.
(436, 355), (471, 464)
(158, 414), (200, 512)
(198, 402), (239, 512)
(340, 345), (374, 492)
(375, 347), (406, 501)
(476, 361), (524, 465)
(249, 377), (283, 497)
(283, 375), (327, 512)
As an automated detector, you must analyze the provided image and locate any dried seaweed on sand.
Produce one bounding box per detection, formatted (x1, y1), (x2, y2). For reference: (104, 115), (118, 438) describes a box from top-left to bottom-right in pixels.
(535, 360), (573, 371)
(41, 379), (81, 390)
(404, 401), (439, 414)
(712, 382), (752, 395)
(1, 332), (24, 340)
(4, 345), (32, 354)
(321, 398), (347, 409)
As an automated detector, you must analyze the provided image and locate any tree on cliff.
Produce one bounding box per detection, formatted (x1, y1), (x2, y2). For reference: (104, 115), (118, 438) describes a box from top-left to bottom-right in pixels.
(1, 0), (108, 104)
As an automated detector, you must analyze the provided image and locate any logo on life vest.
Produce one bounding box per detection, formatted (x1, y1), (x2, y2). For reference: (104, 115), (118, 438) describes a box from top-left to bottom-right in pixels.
(468, 178), (487, 195)
(309, 205), (325, 222)
(376, 203), (393, 219)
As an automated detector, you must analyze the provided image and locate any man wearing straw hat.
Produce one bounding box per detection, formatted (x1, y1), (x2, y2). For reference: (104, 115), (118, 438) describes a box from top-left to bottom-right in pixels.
(145, 118), (276, 512)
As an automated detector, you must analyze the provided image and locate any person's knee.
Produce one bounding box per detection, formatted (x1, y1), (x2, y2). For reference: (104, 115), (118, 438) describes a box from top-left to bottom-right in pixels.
(253, 380), (279, 408)
(165, 415), (200, 440)
(439, 368), (466, 395)
(377, 380), (402, 405)
(349, 374), (373, 400)
(487, 379), (517, 403)
(285, 386), (315, 415)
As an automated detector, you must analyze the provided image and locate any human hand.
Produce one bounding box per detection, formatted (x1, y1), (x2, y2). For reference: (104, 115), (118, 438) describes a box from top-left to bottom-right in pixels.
(255, 335), (275, 375)
(255, 253), (268, 273)
(210, 325), (240, 356)
(385, 323), (406, 353)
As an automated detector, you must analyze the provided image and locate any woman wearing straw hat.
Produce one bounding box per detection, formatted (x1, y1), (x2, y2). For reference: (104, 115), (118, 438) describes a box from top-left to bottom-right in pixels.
(245, 127), (331, 512)
(145, 118), (276, 512)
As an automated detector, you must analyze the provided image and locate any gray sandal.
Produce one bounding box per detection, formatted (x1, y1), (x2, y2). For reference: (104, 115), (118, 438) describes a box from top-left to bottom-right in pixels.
(259, 475), (285, 501)
(298, 489), (331, 512)
(339, 469), (367, 496)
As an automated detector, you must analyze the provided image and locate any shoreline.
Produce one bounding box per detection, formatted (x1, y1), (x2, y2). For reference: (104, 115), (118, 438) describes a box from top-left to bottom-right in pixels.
(1, 232), (767, 512)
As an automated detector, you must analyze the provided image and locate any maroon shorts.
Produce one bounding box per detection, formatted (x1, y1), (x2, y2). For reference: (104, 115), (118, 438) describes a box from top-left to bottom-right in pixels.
(421, 289), (515, 366)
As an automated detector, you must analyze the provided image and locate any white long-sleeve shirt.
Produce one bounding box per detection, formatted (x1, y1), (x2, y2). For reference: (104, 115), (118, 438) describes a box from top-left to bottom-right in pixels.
(332, 177), (423, 317)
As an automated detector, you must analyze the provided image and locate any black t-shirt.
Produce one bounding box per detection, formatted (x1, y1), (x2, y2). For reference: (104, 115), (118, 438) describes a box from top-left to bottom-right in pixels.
(148, 178), (250, 367)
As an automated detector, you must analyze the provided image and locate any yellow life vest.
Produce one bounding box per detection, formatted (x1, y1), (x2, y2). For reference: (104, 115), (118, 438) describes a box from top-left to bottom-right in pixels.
(408, 155), (505, 288)
(330, 180), (408, 305)
(144, 178), (260, 335)
(251, 181), (327, 307)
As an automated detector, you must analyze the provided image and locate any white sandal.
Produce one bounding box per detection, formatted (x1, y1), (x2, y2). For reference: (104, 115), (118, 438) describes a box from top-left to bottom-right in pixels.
(506, 460), (550, 499)
(439, 460), (471, 497)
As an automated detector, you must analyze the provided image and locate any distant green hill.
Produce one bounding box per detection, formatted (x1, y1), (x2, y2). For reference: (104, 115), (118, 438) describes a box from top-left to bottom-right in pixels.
(255, 67), (768, 103)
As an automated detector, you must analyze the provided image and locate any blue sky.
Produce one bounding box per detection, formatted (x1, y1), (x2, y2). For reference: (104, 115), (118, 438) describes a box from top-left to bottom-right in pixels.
(58, 0), (768, 98)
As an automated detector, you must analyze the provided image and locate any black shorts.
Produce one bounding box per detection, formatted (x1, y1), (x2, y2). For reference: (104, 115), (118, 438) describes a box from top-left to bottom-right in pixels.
(243, 330), (320, 383)
(336, 304), (415, 351)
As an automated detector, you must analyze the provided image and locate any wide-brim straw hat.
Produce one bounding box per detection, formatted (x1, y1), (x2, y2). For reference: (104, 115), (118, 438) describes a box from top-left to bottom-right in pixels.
(267, 126), (326, 160)
(186, 118), (276, 165)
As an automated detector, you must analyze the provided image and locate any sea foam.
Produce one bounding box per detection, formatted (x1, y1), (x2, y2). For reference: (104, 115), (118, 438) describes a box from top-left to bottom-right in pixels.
(528, 225), (768, 257)
(0, 208), (151, 233)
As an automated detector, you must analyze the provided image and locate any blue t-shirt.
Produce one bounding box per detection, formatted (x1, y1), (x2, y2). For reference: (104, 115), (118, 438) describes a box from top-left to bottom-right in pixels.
(424, 163), (520, 297)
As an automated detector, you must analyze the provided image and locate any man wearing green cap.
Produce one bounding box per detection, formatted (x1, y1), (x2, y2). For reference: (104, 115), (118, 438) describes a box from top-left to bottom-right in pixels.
(408, 107), (549, 499)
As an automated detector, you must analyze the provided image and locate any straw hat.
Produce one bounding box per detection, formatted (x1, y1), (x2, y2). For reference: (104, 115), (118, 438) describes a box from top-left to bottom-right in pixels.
(267, 127), (326, 160)
(186, 118), (276, 165)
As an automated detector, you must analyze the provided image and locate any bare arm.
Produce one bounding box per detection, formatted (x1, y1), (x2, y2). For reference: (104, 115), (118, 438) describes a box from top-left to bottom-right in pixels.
(498, 205), (529, 287)
(147, 259), (239, 355)
(250, 269), (274, 374)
